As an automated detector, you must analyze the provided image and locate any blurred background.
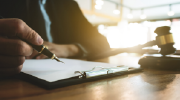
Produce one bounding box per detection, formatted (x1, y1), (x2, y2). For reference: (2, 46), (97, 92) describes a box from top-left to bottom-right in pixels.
(75, 0), (180, 51)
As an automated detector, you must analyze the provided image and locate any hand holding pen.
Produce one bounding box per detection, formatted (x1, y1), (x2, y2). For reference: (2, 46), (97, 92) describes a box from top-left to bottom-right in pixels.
(0, 18), (62, 76)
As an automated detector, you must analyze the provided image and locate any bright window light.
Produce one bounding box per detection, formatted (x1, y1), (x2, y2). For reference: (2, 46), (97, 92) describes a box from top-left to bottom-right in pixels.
(140, 14), (147, 19)
(98, 22), (148, 48)
(127, 14), (133, 19)
(95, 0), (104, 6)
(168, 11), (175, 16)
(95, 5), (102, 10)
(97, 19), (180, 50)
(92, 15), (96, 19)
(113, 9), (120, 15)
(98, 24), (105, 30)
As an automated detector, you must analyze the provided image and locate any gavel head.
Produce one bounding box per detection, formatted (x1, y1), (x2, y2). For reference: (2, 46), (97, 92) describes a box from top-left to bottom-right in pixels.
(154, 26), (176, 56)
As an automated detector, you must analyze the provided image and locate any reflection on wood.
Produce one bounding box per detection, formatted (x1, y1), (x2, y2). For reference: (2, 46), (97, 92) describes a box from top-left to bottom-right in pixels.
(1, 54), (180, 100)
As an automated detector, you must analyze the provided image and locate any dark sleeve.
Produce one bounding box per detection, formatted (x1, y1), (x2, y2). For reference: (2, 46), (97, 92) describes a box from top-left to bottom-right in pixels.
(69, 0), (111, 58)
(0, 0), (49, 41)
(47, 0), (110, 59)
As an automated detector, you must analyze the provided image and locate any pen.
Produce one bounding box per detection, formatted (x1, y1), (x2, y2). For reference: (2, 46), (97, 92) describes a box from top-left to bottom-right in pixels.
(23, 39), (64, 63)
(0, 16), (64, 63)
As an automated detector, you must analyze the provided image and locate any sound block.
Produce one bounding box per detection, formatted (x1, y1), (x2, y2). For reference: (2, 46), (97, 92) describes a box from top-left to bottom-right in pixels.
(138, 54), (180, 70)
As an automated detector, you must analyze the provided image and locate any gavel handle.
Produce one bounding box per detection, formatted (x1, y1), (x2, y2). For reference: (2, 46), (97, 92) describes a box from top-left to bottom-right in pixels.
(87, 40), (157, 61)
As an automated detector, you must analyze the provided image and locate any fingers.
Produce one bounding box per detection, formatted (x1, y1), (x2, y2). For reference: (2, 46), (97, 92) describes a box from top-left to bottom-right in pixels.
(0, 18), (43, 45)
(0, 37), (33, 56)
(42, 41), (53, 50)
(36, 54), (48, 59)
(26, 49), (48, 59)
(0, 65), (23, 76)
(0, 55), (24, 76)
(26, 41), (53, 59)
(0, 55), (25, 67)
(26, 49), (39, 59)
(0, 18), (43, 76)
(27, 53), (48, 59)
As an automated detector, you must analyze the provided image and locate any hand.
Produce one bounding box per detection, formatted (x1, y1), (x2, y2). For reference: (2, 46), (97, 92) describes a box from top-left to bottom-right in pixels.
(26, 41), (81, 59)
(0, 18), (43, 76)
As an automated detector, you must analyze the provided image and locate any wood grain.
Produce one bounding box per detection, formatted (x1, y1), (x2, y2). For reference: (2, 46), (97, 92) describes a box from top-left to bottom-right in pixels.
(1, 54), (180, 100)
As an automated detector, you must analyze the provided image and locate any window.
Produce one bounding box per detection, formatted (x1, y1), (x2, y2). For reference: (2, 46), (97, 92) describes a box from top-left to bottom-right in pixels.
(98, 19), (180, 51)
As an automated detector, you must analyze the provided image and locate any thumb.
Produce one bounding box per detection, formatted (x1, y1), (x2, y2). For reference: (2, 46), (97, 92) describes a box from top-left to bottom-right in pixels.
(0, 18), (43, 45)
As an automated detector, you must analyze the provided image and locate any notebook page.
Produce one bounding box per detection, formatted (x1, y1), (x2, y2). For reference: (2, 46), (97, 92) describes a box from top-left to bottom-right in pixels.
(22, 58), (118, 82)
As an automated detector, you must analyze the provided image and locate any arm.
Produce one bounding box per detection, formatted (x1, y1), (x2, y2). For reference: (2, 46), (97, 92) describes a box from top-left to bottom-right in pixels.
(27, 41), (82, 59)
(28, 0), (110, 60)
(46, 0), (110, 59)
(67, 0), (110, 58)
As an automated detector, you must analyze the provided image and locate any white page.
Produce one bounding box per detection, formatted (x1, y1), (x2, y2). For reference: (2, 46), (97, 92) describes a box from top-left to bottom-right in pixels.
(22, 58), (118, 82)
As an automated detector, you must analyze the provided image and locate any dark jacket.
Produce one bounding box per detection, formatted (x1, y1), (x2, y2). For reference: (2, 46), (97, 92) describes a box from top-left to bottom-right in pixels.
(0, 0), (110, 59)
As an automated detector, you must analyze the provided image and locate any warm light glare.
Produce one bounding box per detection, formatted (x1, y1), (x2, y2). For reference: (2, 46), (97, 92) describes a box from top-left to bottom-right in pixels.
(98, 20), (180, 49)
(95, 5), (102, 10)
(113, 9), (120, 15)
(98, 24), (105, 30)
(95, 0), (104, 6)
(105, 23), (148, 48)
(168, 11), (175, 16)
(127, 14), (133, 19)
(143, 21), (152, 27)
(140, 14), (147, 19)
(92, 15), (96, 19)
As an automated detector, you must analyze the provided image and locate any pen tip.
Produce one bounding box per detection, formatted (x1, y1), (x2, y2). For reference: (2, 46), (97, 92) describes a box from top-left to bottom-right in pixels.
(54, 57), (65, 63)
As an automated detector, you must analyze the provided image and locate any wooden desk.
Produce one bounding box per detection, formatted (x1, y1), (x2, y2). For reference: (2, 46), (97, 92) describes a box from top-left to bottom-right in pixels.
(1, 54), (180, 100)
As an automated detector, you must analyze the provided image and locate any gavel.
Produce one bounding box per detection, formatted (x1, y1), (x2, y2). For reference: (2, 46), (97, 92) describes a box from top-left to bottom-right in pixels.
(155, 26), (176, 56)
(139, 26), (180, 70)
(88, 26), (179, 70)
(87, 26), (176, 61)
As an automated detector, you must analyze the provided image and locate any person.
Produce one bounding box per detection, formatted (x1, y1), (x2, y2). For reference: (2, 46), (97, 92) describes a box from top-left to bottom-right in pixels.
(0, 0), (110, 76)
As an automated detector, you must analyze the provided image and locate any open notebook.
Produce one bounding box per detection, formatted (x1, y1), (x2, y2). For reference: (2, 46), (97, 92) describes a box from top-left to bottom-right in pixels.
(20, 58), (141, 89)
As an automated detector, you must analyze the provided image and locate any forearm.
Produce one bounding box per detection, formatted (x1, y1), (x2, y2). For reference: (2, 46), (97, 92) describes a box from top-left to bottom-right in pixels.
(66, 44), (82, 58)
(27, 42), (84, 59)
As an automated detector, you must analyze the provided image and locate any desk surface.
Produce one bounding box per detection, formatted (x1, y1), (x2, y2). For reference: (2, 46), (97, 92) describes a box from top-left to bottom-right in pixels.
(1, 54), (180, 100)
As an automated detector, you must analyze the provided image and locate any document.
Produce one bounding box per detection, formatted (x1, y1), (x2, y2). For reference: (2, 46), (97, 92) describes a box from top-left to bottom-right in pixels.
(22, 58), (118, 82)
